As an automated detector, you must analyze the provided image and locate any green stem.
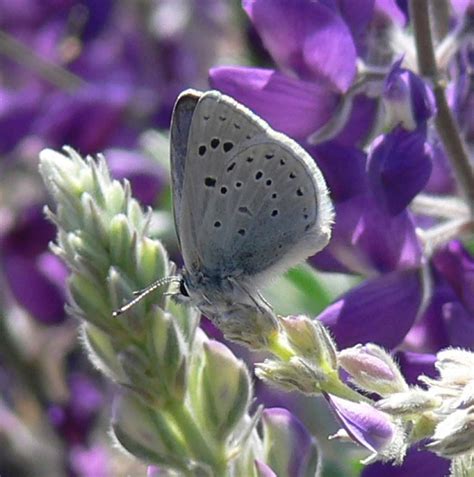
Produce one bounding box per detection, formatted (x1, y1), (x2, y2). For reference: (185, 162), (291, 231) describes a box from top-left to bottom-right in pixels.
(430, 0), (450, 42)
(267, 331), (295, 361)
(0, 30), (85, 90)
(322, 371), (371, 403)
(410, 0), (474, 215)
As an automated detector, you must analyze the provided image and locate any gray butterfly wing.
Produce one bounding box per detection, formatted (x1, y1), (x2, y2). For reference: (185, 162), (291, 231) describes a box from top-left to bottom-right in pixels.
(173, 89), (333, 282)
(169, 89), (201, 246)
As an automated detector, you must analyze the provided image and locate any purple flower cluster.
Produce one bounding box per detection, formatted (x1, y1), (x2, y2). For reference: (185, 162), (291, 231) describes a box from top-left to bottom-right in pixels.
(208, 0), (474, 474)
(3, 0), (474, 476)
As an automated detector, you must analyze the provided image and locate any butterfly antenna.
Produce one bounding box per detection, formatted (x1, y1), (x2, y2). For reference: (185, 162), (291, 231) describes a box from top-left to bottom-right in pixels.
(112, 276), (180, 317)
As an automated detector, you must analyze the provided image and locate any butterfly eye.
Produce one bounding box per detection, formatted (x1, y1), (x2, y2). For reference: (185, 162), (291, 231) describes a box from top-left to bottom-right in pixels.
(179, 279), (190, 297)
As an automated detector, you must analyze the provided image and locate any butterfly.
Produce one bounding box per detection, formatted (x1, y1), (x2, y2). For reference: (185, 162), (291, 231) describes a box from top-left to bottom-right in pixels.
(115, 90), (333, 336)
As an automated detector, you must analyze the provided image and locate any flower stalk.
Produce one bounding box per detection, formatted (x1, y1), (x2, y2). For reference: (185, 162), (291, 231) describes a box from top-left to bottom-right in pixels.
(410, 0), (474, 214)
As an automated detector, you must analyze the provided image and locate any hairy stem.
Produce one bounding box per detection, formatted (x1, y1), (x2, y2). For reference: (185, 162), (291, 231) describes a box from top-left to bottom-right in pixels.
(410, 0), (474, 214)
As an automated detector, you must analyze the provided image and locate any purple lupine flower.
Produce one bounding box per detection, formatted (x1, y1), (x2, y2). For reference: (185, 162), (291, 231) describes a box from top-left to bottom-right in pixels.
(361, 446), (450, 477)
(402, 282), (457, 353)
(367, 126), (433, 215)
(1, 204), (68, 324)
(105, 149), (167, 206)
(48, 373), (103, 445)
(326, 394), (398, 458)
(403, 242), (474, 352)
(373, 0), (407, 26)
(261, 407), (318, 477)
(395, 351), (437, 386)
(382, 59), (435, 130)
(209, 67), (338, 141)
(433, 241), (474, 311)
(367, 60), (435, 214)
(0, 88), (43, 155)
(69, 444), (109, 477)
(211, 0), (367, 144)
(254, 460), (278, 477)
(310, 192), (422, 275)
(318, 268), (423, 349)
(2, 0), (227, 165)
(424, 138), (456, 194)
(33, 84), (133, 154)
(242, 0), (357, 90)
(430, 242), (474, 348)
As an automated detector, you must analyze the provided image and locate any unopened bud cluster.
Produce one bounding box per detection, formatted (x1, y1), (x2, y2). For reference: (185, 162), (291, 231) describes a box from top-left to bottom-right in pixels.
(255, 312), (474, 472)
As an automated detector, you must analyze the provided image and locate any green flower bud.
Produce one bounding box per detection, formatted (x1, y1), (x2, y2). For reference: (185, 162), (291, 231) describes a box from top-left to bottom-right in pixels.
(108, 214), (136, 274)
(112, 391), (190, 470)
(148, 307), (188, 402)
(217, 303), (279, 349)
(339, 343), (408, 396)
(280, 315), (337, 368)
(261, 408), (319, 477)
(427, 406), (474, 457)
(376, 388), (441, 417)
(106, 179), (128, 215)
(81, 324), (126, 382)
(136, 237), (169, 295)
(68, 272), (111, 327)
(255, 357), (326, 394)
(118, 347), (167, 407)
(193, 340), (251, 440)
(81, 192), (109, 245)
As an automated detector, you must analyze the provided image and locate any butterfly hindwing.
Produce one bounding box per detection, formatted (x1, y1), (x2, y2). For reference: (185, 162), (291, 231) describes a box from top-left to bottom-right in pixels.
(173, 90), (333, 282)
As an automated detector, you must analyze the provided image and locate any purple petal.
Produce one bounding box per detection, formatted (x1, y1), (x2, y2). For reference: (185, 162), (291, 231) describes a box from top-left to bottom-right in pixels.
(424, 139), (456, 194)
(367, 127), (433, 216)
(1, 204), (55, 256)
(310, 194), (422, 275)
(261, 407), (316, 477)
(403, 283), (454, 353)
(361, 446), (449, 477)
(209, 66), (338, 139)
(0, 88), (42, 154)
(1, 205), (67, 324)
(394, 351), (437, 386)
(374, 0), (407, 25)
(106, 149), (167, 206)
(333, 0), (375, 55)
(308, 141), (368, 202)
(33, 84), (132, 153)
(68, 373), (104, 418)
(49, 374), (103, 444)
(326, 394), (395, 453)
(451, 0), (474, 17)
(443, 301), (474, 348)
(318, 268), (422, 349)
(383, 60), (435, 128)
(3, 253), (67, 324)
(69, 445), (109, 477)
(255, 460), (278, 477)
(147, 466), (160, 477)
(243, 0), (356, 92)
(432, 241), (474, 312)
(333, 93), (379, 146)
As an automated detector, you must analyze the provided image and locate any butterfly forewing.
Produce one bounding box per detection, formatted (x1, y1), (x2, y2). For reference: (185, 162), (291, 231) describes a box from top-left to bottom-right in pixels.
(172, 89), (333, 282)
